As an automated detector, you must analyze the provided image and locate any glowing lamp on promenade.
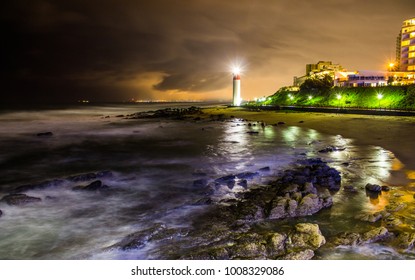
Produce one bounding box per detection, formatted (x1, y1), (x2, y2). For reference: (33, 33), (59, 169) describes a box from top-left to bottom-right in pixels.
(336, 94), (342, 100)
(308, 95), (313, 100)
(377, 93), (383, 108)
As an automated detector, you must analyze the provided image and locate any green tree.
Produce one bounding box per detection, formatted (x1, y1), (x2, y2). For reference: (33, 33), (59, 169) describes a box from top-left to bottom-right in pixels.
(300, 74), (333, 93)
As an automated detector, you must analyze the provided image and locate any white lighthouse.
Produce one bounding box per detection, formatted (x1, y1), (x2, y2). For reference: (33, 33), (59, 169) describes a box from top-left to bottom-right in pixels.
(232, 70), (241, 106)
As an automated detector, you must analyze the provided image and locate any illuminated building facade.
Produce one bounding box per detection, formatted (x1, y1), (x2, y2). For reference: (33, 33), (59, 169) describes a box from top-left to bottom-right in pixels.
(294, 61), (345, 86)
(399, 17), (415, 71)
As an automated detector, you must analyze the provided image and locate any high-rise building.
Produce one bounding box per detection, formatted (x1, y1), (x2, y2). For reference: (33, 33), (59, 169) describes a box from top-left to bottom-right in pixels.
(399, 17), (415, 72)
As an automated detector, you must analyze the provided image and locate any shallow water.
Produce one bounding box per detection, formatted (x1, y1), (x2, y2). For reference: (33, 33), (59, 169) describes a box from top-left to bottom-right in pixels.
(0, 103), (413, 259)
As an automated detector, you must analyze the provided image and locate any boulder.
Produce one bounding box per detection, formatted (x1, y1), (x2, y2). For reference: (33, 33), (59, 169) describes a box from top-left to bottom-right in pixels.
(395, 232), (415, 250)
(258, 166), (271, 172)
(109, 224), (166, 250)
(381, 186), (390, 192)
(281, 249), (314, 260)
(288, 223), (326, 250)
(365, 183), (382, 192)
(332, 232), (361, 246)
(361, 227), (390, 243)
(72, 180), (108, 191)
(1, 193), (42, 206)
(0, 209), (2, 217)
(238, 180), (248, 189)
(355, 212), (383, 223)
(12, 179), (65, 193)
(296, 194), (322, 216)
(236, 172), (259, 180)
(267, 233), (287, 257)
(230, 233), (268, 259)
(215, 175), (236, 184)
(318, 146), (345, 153)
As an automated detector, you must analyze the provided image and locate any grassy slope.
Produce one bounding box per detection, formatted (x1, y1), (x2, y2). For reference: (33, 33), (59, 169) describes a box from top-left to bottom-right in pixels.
(260, 85), (415, 110)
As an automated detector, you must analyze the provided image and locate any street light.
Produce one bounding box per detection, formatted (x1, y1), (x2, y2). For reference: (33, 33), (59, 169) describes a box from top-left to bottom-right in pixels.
(377, 93), (383, 108)
(336, 94), (342, 108)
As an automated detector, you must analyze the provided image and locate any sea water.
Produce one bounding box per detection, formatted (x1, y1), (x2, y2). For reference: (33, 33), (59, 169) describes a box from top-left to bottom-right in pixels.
(0, 103), (412, 259)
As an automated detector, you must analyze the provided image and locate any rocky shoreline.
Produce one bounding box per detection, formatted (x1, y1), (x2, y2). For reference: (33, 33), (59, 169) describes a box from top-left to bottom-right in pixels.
(1, 106), (414, 259)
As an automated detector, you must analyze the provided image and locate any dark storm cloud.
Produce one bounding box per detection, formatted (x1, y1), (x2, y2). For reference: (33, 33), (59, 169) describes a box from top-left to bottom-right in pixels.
(1, 0), (414, 102)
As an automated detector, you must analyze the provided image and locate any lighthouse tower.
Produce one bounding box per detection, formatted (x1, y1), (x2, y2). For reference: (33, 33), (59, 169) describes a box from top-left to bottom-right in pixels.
(232, 72), (241, 106)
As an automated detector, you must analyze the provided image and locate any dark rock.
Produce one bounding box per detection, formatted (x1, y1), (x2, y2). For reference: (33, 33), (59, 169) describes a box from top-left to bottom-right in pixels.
(301, 182), (317, 195)
(361, 227), (391, 243)
(238, 180), (248, 189)
(1, 193), (42, 206)
(109, 224), (166, 250)
(236, 172), (259, 180)
(278, 122), (285, 125)
(365, 183), (382, 192)
(193, 179), (208, 188)
(67, 172), (97, 182)
(230, 233), (268, 259)
(116, 115), (125, 117)
(318, 146), (345, 153)
(299, 120), (304, 123)
(12, 179), (65, 193)
(381, 185), (390, 191)
(0, 209), (2, 217)
(332, 232), (361, 246)
(36, 132), (53, 137)
(281, 249), (314, 260)
(355, 212), (383, 223)
(215, 175), (236, 184)
(341, 162), (350, 166)
(193, 197), (214, 205)
(332, 227), (391, 247)
(246, 131), (259, 134)
(258, 166), (270, 172)
(267, 232), (287, 258)
(394, 232), (415, 250)
(227, 180), (236, 189)
(288, 223), (326, 250)
(72, 180), (108, 191)
(95, 170), (113, 179)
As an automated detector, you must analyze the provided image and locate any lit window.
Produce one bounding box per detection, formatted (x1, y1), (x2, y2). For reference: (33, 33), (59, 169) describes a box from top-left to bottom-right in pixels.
(411, 32), (415, 38)
(409, 52), (415, 58)
(408, 66), (415, 71)
(410, 46), (415, 51)
(402, 40), (410, 46)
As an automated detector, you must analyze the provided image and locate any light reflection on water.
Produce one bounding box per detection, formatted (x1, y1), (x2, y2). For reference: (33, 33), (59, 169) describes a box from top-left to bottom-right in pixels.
(0, 109), (413, 260)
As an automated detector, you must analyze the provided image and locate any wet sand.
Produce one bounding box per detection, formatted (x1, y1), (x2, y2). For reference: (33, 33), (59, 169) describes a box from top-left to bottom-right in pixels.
(203, 107), (415, 184)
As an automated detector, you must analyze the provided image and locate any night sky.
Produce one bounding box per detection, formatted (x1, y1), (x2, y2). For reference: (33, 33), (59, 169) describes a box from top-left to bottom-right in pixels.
(1, 0), (414, 104)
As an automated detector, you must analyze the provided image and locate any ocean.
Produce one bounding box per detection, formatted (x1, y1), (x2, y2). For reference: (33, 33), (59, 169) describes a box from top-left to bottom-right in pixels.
(0, 103), (413, 259)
